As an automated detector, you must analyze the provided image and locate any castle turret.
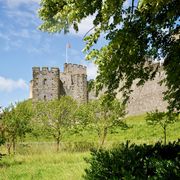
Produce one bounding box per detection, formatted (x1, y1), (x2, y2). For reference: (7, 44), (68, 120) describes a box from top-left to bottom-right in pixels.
(64, 63), (86, 75)
(32, 67), (60, 101)
(60, 63), (88, 103)
(31, 63), (88, 103)
(70, 73), (88, 103)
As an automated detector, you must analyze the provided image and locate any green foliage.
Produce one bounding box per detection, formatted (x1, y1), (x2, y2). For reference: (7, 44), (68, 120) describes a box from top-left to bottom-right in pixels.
(38, 0), (180, 112)
(34, 96), (78, 151)
(1, 101), (33, 154)
(76, 95), (126, 147)
(0, 134), (5, 160)
(0, 113), (5, 147)
(60, 141), (96, 152)
(84, 140), (180, 179)
(146, 110), (179, 145)
(0, 106), (5, 160)
(87, 79), (95, 92)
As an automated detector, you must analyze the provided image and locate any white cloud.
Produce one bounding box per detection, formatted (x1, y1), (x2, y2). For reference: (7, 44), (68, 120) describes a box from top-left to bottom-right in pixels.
(3, 0), (40, 8)
(6, 9), (39, 27)
(9, 29), (30, 38)
(0, 23), (4, 28)
(70, 16), (95, 37)
(63, 0), (131, 38)
(0, 1), (42, 51)
(0, 32), (10, 41)
(0, 30), (25, 51)
(0, 76), (28, 92)
(27, 39), (51, 54)
(86, 62), (98, 80)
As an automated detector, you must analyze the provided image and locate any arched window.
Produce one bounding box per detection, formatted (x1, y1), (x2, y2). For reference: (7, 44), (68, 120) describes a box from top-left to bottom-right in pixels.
(44, 95), (47, 101)
(43, 78), (47, 85)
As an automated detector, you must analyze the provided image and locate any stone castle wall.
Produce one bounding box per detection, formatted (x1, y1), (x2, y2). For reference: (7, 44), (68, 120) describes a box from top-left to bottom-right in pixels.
(31, 63), (87, 103)
(90, 71), (167, 115)
(30, 63), (167, 115)
(32, 67), (60, 101)
(63, 63), (86, 75)
(126, 72), (167, 115)
(60, 63), (88, 103)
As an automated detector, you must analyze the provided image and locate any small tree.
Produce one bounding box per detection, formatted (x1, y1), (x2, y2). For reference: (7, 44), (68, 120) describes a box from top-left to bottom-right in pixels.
(146, 110), (179, 145)
(76, 95), (126, 147)
(35, 96), (78, 152)
(1, 101), (33, 154)
(0, 115), (5, 146)
(0, 106), (5, 159)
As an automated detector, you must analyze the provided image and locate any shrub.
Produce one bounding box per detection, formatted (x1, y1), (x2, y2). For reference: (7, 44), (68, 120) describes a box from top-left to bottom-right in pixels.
(62, 141), (96, 152)
(0, 136), (6, 160)
(84, 140), (180, 179)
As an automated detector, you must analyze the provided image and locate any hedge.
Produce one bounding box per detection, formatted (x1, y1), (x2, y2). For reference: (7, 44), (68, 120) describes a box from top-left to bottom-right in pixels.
(84, 140), (180, 179)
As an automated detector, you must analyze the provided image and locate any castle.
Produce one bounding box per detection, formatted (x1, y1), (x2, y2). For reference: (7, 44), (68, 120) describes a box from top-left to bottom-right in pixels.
(30, 63), (167, 115)
(30, 63), (88, 103)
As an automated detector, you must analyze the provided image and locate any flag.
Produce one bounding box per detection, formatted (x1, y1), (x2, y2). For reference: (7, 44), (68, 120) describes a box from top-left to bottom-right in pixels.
(66, 43), (71, 48)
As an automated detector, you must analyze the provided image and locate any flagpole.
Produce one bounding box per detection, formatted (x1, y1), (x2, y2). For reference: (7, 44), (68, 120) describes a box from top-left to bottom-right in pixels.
(65, 44), (68, 63)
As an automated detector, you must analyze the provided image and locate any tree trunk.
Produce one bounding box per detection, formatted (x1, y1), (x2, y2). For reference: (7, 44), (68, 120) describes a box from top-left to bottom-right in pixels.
(12, 137), (16, 154)
(56, 130), (61, 152)
(100, 127), (108, 147)
(56, 138), (60, 152)
(163, 127), (167, 145)
(7, 142), (11, 155)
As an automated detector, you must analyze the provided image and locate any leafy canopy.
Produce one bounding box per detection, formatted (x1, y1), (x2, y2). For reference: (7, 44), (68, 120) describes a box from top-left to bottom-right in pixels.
(75, 95), (126, 146)
(2, 101), (33, 140)
(34, 96), (78, 151)
(146, 109), (179, 145)
(1, 100), (33, 154)
(39, 0), (180, 112)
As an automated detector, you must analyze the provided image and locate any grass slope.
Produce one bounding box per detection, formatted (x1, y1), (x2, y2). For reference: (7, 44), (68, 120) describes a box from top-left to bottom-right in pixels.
(64, 114), (180, 146)
(0, 114), (179, 179)
(0, 152), (88, 180)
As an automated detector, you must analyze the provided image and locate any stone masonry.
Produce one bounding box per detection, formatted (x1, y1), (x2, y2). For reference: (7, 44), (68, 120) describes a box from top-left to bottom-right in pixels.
(60, 63), (88, 103)
(30, 63), (88, 103)
(30, 63), (167, 115)
(31, 67), (60, 101)
(126, 71), (167, 115)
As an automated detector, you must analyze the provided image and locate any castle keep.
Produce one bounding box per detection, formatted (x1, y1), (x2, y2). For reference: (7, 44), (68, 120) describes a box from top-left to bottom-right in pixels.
(30, 63), (88, 103)
(30, 63), (167, 115)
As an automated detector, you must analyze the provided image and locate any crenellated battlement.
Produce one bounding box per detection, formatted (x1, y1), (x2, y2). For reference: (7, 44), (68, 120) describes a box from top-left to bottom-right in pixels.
(64, 63), (86, 75)
(32, 67), (40, 72)
(42, 67), (49, 72)
(31, 63), (87, 103)
(32, 67), (60, 74)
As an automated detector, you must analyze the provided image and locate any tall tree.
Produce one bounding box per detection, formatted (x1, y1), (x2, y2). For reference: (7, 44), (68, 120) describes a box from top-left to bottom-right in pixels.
(35, 96), (78, 152)
(38, 0), (180, 112)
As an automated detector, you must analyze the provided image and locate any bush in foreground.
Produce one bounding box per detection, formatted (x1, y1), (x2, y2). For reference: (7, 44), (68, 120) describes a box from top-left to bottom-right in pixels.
(84, 140), (180, 180)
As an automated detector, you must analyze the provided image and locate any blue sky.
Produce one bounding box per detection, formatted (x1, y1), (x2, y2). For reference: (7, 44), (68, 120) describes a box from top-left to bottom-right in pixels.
(0, 0), (99, 108)
(0, 0), (132, 108)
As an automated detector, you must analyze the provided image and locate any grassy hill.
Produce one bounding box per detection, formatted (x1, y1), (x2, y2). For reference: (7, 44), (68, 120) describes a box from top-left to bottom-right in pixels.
(63, 114), (180, 146)
(0, 114), (179, 179)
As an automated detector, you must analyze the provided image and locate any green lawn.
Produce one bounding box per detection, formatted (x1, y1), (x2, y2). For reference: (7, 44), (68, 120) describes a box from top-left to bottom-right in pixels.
(0, 114), (179, 179)
(0, 152), (88, 180)
(63, 114), (180, 146)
